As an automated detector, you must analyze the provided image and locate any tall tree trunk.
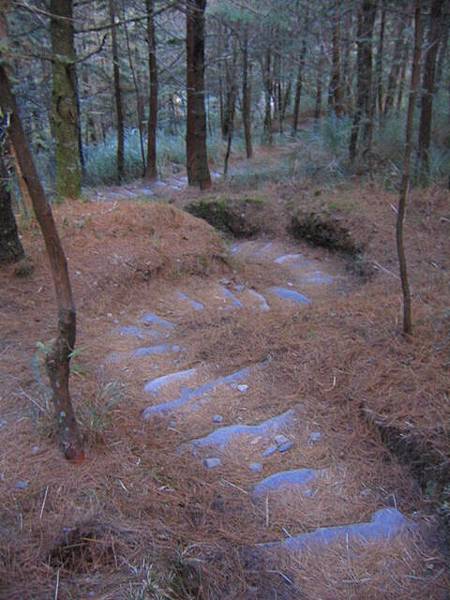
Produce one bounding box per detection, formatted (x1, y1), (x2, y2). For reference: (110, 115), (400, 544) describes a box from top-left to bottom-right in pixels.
(435, 12), (449, 85)
(349, 0), (377, 163)
(223, 38), (238, 177)
(329, 0), (343, 117)
(50, 0), (82, 199)
(145, 0), (158, 180)
(417, 0), (444, 184)
(0, 63), (85, 462)
(314, 44), (324, 121)
(396, 42), (410, 112)
(384, 18), (407, 117)
(262, 47), (273, 144)
(292, 26), (308, 133)
(241, 24), (253, 158)
(186, 0), (211, 189)
(397, 0), (423, 336)
(375, 0), (386, 118)
(109, 0), (125, 183)
(0, 153), (24, 265)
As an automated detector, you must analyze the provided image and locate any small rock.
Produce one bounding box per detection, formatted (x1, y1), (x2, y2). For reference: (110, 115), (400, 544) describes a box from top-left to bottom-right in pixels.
(309, 432), (321, 444)
(249, 462), (263, 473)
(303, 489), (315, 497)
(203, 458), (222, 469)
(274, 434), (290, 446)
(262, 446), (278, 458)
(278, 441), (294, 453)
(168, 420), (177, 428)
(0, 419), (7, 429)
(15, 480), (29, 490)
(31, 446), (40, 455)
(237, 384), (249, 393)
(212, 415), (224, 424)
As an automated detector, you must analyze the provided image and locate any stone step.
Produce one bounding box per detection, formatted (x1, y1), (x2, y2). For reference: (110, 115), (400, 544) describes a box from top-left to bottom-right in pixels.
(269, 287), (311, 305)
(260, 508), (411, 553)
(252, 468), (322, 498)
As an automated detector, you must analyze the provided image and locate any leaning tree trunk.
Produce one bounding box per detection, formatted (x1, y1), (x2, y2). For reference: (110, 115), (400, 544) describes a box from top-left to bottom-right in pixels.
(0, 153), (24, 265)
(145, 0), (158, 180)
(186, 0), (211, 189)
(0, 63), (85, 462)
(417, 0), (444, 184)
(50, 0), (82, 199)
(109, 0), (125, 183)
(397, 0), (423, 336)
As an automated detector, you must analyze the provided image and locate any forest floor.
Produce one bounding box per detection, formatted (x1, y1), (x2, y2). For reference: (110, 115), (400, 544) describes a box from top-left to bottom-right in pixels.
(0, 144), (449, 599)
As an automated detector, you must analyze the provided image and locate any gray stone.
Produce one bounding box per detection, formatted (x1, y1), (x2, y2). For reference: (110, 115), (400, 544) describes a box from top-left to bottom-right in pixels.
(249, 463), (263, 473)
(262, 446), (278, 457)
(309, 432), (321, 444)
(274, 434), (290, 446)
(0, 419), (7, 429)
(253, 469), (317, 496)
(31, 446), (40, 455)
(213, 415), (224, 423)
(278, 441), (294, 453)
(237, 384), (249, 393)
(15, 480), (29, 490)
(203, 458), (222, 469)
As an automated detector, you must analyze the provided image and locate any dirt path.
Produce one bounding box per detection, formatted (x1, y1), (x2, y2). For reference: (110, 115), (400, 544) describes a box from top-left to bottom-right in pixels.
(101, 236), (426, 596)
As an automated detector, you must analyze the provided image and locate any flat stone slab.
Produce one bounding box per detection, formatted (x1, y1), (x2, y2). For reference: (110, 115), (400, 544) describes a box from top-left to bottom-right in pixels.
(253, 469), (319, 497)
(142, 367), (251, 419)
(270, 287), (311, 305)
(262, 509), (411, 553)
(133, 344), (182, 358)
(247, 290), (270, 311)
(274, 254), (304, 264)
(220, 286), (244, 308)
(144, 368), (197, 396)
(176, 292), (205, 311)
(141, 313), (176, 329)
(190, 409), (297, 451)
(117, 326), (164, 340)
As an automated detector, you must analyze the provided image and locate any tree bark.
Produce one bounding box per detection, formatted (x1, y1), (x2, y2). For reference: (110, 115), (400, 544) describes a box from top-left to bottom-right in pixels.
(109, 0), (125, 183)
(349, 0), (377, 163)
(145, 0), (158, 180)
(375, 0), (386, 118)
(0, 152), (24, 265)
(329, 0), (343, 117)
(262, 46), (273, 144)
(314, 44), (325, 121)
(397, 0), (423, 336)
(50, 0), (82, 199)
(241, 24), (253, 158)
(417, 0), (444, 184)
(0, 64), (85, 462)
(186, 0), (211, 189)
(384, 17), (407, 118)
(292, 25), (307, 133)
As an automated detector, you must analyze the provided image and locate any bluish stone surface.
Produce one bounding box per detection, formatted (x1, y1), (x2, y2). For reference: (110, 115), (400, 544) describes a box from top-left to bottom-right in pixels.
(274, 254), (304, 264)
(278, 441), (294, 453)
(133, 344), (182, 358)
(177, 292), (205, 311)
(309, 432), (322, 444)
(270, 287), (311, 305)
(263, 509), (410, 552)
(221, 287), (244, 308)
(250, 463), (263, 473)
(143, 367), (251, 419)
(141, 313), (176, 329)
(253, 469), (318, 496)
(304, 272), (334, 285)
(213, 415), (224, 423)
(191, 409), (296, 451)
(144, 368), (197, 396)
(262, 446), (278, 457)
(247, 290), (270, 311)
(204, 458), (222, 469)
(117, 326), (163, 340)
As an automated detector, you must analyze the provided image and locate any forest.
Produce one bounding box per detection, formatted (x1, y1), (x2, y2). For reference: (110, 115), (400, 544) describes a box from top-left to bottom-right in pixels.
(0, 0), (449, 598)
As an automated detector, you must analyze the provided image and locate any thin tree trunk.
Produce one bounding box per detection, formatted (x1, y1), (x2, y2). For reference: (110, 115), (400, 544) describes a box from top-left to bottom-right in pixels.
(0, 152), (24, 265)
(292, 26), (307, 133)
(186, 0), (211, 189)
(397, 0), (423, 336)
(417, 0), (444, 184)
(122, 0), (145, 174)
(109, 0), (125, 183)
(396, 43), (410, 112)
(262, 47), (273, 144)
(329, 0), (343, 117)
(50, 0), (82, 199)
(375, 0), (386, 118)
(384, 18), (407, 117)
(0, 62), (85, 462)
(314, 44), (324, 121)
(241, 24), (253, 158)
(145, 0), (158, 180)
(224, 38), (238, 177)
(435, 12), (449, 85)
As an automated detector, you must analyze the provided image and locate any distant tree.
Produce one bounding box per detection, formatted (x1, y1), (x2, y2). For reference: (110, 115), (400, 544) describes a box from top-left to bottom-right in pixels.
(349, 0), (377, 163)
(417, 0), (445, 184)
(397, 0), (423, 336)
(186, 0), (211, 189)
(145, 0), (158, 180)
(241, 22), (253, 158)
(50, 0), (82, 198)
(108, 0), (125, 183)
